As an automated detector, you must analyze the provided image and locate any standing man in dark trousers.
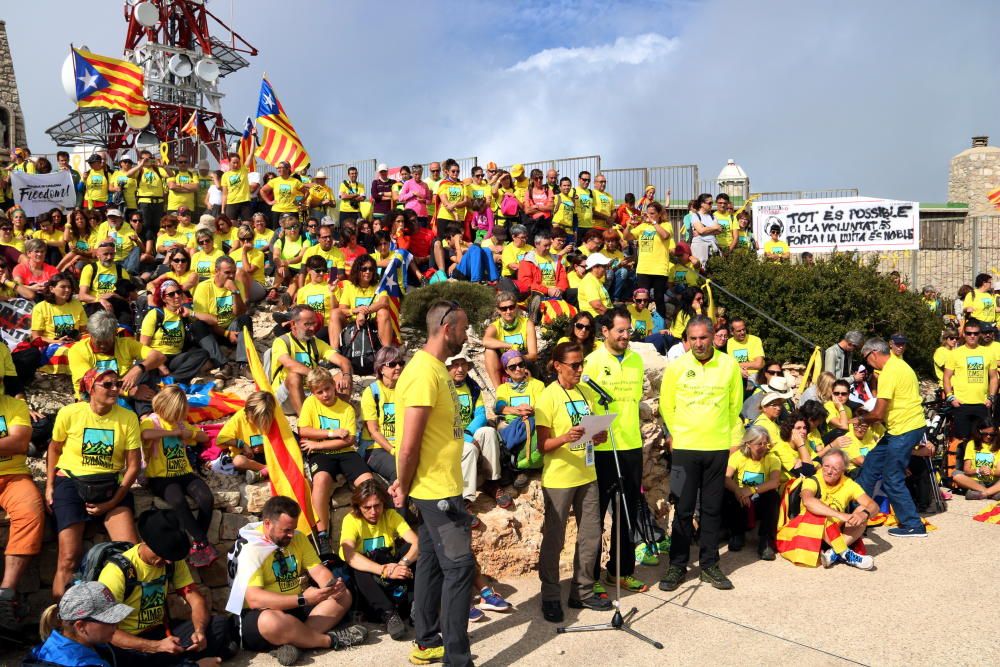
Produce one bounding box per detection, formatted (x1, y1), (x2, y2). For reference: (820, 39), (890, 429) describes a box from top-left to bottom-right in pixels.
(658, 315), (743, 591)
(583, 307), (648, 594)
(390, 301), (475, 666)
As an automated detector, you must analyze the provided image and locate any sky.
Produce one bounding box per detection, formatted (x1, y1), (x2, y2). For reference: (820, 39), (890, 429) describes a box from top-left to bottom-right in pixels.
(5, 0), (1000, 202)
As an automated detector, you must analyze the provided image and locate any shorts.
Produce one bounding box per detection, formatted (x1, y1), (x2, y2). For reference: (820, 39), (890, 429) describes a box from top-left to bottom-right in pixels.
(51, 475), (135, 533)
(951, 403), (990, 439)
(0, 474), (45, 555)
(308, 451), (370, 483)
(240, 604), (314, 652)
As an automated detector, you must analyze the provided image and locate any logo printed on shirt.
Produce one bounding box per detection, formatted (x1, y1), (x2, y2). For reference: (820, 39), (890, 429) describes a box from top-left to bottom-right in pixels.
(81, 427), (115, 469)
(197, 260), (211, 275)
(503, 333), (525, 350)
(137, 578), (167, 629)
(249, 434), (264, 451)
(53, 314), (76, 336)
(97, 273), (117, 292)
(965, 355), (985, 383)
(163, 435), (187, 474)
(271, 552), (300, 592)
(215, 295), (234, 321)
(306, 294), (325, 312)
(95, 359), (119, 373)
(0, 416), (9, 462)
(382, 402), (396, 440)
(733, 349), (750, 363)
(318, 416), (340, 431)
(564, 399), (591, 451)
(741, 470), (765, 486)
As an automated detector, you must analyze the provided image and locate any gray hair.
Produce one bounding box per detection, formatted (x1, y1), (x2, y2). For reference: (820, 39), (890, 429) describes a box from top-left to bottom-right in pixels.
(844, 331), (864, 347)
(684, 315), (714, 340)
(24, 238), (45, 254)
(87, 310), (118, 342)
(821, 448), (849, 469)
(739, 425), (771, 457)
(510, 224), (527, 238)
(374, 346), (405, 373)
(859, 337), (889, 359)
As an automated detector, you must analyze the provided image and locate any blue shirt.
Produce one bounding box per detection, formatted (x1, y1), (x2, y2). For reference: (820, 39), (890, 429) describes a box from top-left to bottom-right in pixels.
(29, 629), (114, 667)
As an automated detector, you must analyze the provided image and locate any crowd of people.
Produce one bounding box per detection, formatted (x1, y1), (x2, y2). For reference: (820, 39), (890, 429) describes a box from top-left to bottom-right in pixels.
(0, 147), (963, 667)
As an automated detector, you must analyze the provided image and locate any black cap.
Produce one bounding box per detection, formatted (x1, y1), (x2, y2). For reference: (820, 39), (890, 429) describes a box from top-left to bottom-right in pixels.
(87, 153), (104, 164)
(138, 509), (191, 562)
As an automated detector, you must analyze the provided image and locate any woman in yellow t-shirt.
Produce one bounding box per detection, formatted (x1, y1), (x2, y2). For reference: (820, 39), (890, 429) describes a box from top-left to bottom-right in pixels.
(140, 385), (217, 567)
(669, 286), (715, 340)
(58, 208), (98, 273)
(825, 380), (854, 431)
(148, 247), (198, 294)
(339, 478), (418, 638)
(191, 229), (224, 280)
(933, 329), (959, 387)
(328, 255), (390, 348)
(556, 311), (597, 355)
(535, 341), (611, 620)
(271, 215), (308, 299)
(723, 425), (782, 559)
(230, 225), (267, 303)
(482, 291), (538, 388)
(138, 279), (206, 382)
(951, 420), (1000, 499)
(771, 412), (816, 480)
(763, 224), (790, 262)
(361, 346), (405, 483)
(214, 391), (275, 483)
(31, 273), (88, 346)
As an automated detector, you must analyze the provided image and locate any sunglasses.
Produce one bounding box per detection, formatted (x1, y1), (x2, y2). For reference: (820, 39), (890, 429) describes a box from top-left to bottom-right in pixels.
(439, 300), (461, 326)
(832, 391), (849, 396)
(382, 360), (403, 370)
(764, 369), (779, 375)
(96, 380), (123, 390)
(131, 217), (142, 222)
(560, 361), (584, 370)
(171, 257), (189, 263)
(634, 299), (649, 304)
(982, 431), (996, 438)
(575, 322), (592, 330)
(506, 361), (526, 371)
(946, 335), (958, 340)
(162, 290), (182, 298)
(198, 239), (212, 245)
(965, 331), (981, 336)
(498, 304), (517, 312)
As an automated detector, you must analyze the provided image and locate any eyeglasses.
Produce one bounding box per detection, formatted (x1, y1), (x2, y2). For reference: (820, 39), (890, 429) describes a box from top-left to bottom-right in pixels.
(506, 361), (526, 371)
(575, 322), (592, 330)
(162, 290), (182, 298)
(965, 331), (981, 336)
(96, 380), (123, 390)
(382, 361), (403, 370)
(982, 431), (996, 438)
(832, 391), (849, 396)
(439, 300), (461, 326)
(498, 304), (516, 312)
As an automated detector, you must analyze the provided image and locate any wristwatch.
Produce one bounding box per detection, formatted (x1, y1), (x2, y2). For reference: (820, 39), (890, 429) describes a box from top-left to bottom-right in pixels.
(297, 593), (306, 607)
(399, 557), (412, 567)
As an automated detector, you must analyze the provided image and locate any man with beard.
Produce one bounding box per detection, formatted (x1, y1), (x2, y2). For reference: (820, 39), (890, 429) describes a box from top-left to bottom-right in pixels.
(231, 496), (367, 665)
(390, 301), (475, 667)
(659, 315), (744, 592)
(268, 304), (352, 414)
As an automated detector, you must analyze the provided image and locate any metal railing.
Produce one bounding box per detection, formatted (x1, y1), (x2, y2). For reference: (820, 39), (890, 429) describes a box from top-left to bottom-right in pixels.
(312, 159), (377, 190)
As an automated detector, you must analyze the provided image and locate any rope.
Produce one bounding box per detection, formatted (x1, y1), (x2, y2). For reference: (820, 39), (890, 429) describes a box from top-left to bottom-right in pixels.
(704, 277), (820, 354)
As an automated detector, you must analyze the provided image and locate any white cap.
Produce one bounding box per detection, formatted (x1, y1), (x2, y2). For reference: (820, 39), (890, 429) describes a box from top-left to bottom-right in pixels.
(315, 170), (327, 179)
(105, 208), (123, 218)
(445, 349), (471, 366)
(377, 163), (388, 172)
(585, 253), (612, 269)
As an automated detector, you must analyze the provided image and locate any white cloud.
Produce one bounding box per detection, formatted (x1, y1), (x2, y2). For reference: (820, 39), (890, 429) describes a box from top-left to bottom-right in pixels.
(507, 33), (677, 73)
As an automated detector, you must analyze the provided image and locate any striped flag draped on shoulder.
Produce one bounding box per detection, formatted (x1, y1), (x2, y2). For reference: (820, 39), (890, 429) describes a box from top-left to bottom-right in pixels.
(375, 248), (412, 345)
(255, 77), (309, 172)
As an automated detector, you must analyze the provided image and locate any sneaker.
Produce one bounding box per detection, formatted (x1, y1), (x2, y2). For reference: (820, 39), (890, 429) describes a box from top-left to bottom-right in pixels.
(512, 473), (529, 490)
(245, 469), (263, 485)
(468, 606), (486, 623)
(494, 487), (513, 510)
(655, 537), (671, 553)
(887, 526), (928, 538)
(328, 623), (368, 649)
(465, 502), (481, 529)
(658, 565), (686, 592)
(315, 532), (333, 558)
(605, 574), (649, 592)
(841, 549), (875, 571)
(592, 580), (608, 599)
(384, 611), (407, 640)
(478, 587), (511, 612)
(409, 644), (446, 665)
(728, 533), (745, 552)
(699, 564), (734, 590)
(635, 543), (659, 567)
(567, 595), (612, 611)
(966, 490), (986, 500)
(270, 644), (301, 666)
(187, 541), (219, 568)
(541, 600), (564, 623)
(758, 543), (776, 561)
(820, 548), (841, 569)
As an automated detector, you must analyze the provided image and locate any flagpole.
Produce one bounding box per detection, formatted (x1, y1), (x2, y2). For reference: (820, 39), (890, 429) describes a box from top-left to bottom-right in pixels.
(70, 44), (79, 107)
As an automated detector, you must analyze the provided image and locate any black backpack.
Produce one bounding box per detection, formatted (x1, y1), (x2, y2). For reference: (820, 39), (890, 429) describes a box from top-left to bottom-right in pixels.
(75, 541), (175, 601)
(340, 322), (382, 376)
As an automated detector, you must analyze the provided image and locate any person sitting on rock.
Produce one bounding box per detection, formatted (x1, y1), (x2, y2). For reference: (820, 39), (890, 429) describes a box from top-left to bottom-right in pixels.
(97, 509), (237, 667)
(723, 425), (781, 560)
(447, 350), (512, 524)
(190, 255), (252, 380)
(339, 479), (418, 642)
(229, 496), (367, 666)
(214, 391), (277, 484)
(298, 367), (373, 557)
(482, 291), (538, 389)
(140, 385), (217, 568)
(493, 349), (544, 490)
(360, 346), (405, 485)
(269, 304), (351, 415)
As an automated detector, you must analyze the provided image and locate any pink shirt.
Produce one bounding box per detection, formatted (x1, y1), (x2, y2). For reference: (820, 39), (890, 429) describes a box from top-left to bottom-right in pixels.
(14, 262), (58, 287)
(399, 179), (431, 217)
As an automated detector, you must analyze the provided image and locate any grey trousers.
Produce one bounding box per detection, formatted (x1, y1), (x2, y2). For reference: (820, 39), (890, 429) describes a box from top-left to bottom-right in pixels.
(539, 481), (601, 603)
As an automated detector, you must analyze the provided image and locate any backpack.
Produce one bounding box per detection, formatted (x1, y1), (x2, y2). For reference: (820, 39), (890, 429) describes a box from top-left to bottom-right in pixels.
(500, 192), (519, 217)
(369, 382), (381, 419)
(340, 322), (382, 375)
(76, 541), (175, 601)
(86, 262), (125, 292)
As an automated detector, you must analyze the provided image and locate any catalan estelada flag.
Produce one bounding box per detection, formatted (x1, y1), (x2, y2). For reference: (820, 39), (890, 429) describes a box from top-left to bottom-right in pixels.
(242, 327), (316, 534)
(988, 186), (1000, 210)
(71, 47), (147, 116)
(973, 502), (1000, 524)
(775, 512), (865, 567)
(180, 110), (200, 138)
(374, 248), (412, 344)
(237, 116), (256, 167)
(255, 78), (309, 171)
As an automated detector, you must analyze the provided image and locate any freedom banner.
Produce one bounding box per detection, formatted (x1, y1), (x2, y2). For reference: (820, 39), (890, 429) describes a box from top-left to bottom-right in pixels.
(751, 197), (919, 253)
(10, 170), (76, 216)
(0, 298), (33, 350)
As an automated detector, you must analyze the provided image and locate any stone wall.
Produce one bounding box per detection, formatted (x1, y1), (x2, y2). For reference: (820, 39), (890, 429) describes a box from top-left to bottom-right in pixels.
(0, 21), (28, 153)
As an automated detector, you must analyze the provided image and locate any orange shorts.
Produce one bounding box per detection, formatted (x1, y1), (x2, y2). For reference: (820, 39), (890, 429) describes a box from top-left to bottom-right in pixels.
(0, 474), (45, 555)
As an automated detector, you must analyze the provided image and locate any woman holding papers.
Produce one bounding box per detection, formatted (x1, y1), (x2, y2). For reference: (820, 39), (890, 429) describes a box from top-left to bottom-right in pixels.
(534, 341), (612, 623)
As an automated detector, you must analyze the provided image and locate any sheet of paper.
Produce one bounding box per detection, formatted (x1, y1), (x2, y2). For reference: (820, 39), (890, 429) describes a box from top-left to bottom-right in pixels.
(570, 413), (617, 446)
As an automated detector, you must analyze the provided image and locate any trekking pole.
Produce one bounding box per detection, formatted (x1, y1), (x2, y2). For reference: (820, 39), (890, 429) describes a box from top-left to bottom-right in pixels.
(706, 278), (820, 354)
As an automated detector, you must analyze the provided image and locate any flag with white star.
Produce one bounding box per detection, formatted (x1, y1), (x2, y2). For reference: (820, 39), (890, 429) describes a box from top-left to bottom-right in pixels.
(375, 248), (412, 344)
(255, 77), (310, 172)
(72, 47), (147, 116)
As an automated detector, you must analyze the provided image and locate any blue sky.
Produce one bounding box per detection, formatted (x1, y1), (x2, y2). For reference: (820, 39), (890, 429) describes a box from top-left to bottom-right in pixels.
(5, 0), (1000, 201)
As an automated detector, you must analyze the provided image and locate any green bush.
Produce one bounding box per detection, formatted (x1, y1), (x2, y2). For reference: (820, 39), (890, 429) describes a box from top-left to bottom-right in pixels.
(400, 282), (498, 337)
(705, 252), (942, 376)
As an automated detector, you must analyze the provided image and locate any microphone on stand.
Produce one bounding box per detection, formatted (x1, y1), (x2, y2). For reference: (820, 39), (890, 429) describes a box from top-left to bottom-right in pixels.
(581, 374), (615, 406)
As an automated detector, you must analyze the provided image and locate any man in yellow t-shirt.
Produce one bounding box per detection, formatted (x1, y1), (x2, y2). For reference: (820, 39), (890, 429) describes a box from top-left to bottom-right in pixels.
(300, 226), (346, 283)
(268, 305), (351, 414)
(233, 496), (365, 657)
(165, 156), (198, 213)
(942, 320), (997, 481)
(221, 153), (253, 222)
(572, 171), (595, 234)
(389, 301), (474, 667)
(964, 274), (996, 324)
(111, 157), (139, 213)
(727, 318), (765, 379)
(191, 256), (252, 370)
(337, 166), (366, 224)
(592, 173), (615, 229)
(66, 310), (165, 402)
(623, 203), (674, 317)
(127, 150), (169, 247)
(857, 337), (929, 537)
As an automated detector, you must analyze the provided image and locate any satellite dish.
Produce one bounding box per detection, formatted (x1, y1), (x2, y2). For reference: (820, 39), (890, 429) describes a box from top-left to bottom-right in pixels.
(135, 130), (159, 149)
(134, 2), (159, 28)
(168, 54), (193, 77)
(193, 59), (220, 83)
(61, 53), (77, 101)
(126, 112), (150, 130)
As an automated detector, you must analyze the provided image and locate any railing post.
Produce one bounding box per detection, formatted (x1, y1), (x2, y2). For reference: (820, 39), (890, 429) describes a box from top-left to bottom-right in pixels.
(972, 216), (981, 278)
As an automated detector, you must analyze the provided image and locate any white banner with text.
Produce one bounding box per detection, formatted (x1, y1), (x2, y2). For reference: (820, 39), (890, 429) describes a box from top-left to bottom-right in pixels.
(10, 170), (77, 216)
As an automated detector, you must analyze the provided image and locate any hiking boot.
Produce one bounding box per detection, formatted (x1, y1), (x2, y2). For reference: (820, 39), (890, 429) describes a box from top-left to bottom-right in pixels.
(465, 502), (481, 529)
(568, 595), (612, 611)
(841, 549), (875, 571)
(592, 580), (608, 599)
(468, 606), (485, 623)
(512, 472), (530, 490)
(966, 490), (986, 500)
(605, 574), (649, 592)
(494, 487), (513, 510)
(635, 543), (659, 567)
(0, 590), (18, 629)
(728, 533), (745, 552)
(887, 526), (928, 538)
(245, 469), (263, 485)
(699, 564), (734, 590)
(328, 623), (368, 649)
(820, 548), (841, 569)
(270, 644), (301, 666)
(758, 543), (776, 561)
(187, 541), (219, 568)
(658, 565), (686, 591)
(542, 600), (564, 623)
(656, 537), (671, 553)
(478, 587), (511, 612)
(409, 644), (446, 664)
(385, 611), (407, 640)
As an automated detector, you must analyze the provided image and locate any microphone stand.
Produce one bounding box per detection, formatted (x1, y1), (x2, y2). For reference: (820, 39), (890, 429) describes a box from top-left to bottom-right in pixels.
(556, 389), (663, 649)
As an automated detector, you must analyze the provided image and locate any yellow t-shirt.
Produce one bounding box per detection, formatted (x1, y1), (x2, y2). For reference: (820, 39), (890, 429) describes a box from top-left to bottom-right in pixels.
(466, 182), (491, 206)
(53, 402), (141, 476)
(500, 243), (534, 277)
(633, 223), (674, 276)
(95, 222), (138, 262)
(166, 170), (197, 211)
(946, 345), (995, 405)
(98, 544), (194, 635)
(296, 282), (333, 317)
(878, 354), (927, 434)
(298, 395), (357, 454)
(246, 527), (320, 598)
(156, 231), (189, 252)
(360, 381), (397, 447)
(223, 167), (251, 204)
(30, 299), (87, 340)
(805, 475), (866, 514)
(269, 334), (338, 390)
(727, 450), (780, 488)
(727, 335), (765, 365)
(552, 193), (575, 230)
(269, 176), (305, 213)
(214, 228), (239, 252)
(191, 248), (225, 279)
(84, 170), (109, 206)
(338, 509), (411, 561)
(964, 290), (996, 324)
(494, 377), (545, 424)
(396, 350), (464, 500)
(66, 337), (150, 399)
(825, 401), (853, 426)
(252, 228), (276, 252)
(535, 381), (599, 488)
(276, 236), (307, 270)
(338, 282), (380, 311)
(572, 187), (595, 229)
(215, 409), (265, 456)
(228, 247), (266, 284)
(140, 307), (185, 356)
(302, 245), (347, 273)
(136, 167), (167, 200)
(338, 180), (365, 213)
(0, 395), (32, 476)
(193, 279), (245, 328)
(963, 441), (1000, 483)
(80, 261), (130, 299)
(578, 272), (611, 317)
(669, 260), (700, 287)
(763, 239), (790, 259)
(110, 170), (138, 210)
(435, 181), (468, 221)
(492, 315), (530, 352)
(140, 415), (196, 478)
(627, 304), (654, 337)
(844, 424), (879, 470)
(35, 228), (66, 253)
(593, 189), (615, 223)
(714, 213), (735, 249)
(933, 345), (951, 385)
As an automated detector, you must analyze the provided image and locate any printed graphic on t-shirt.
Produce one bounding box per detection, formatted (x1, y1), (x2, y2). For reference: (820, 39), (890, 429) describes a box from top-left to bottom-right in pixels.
(163, 436), (186, 474)
(0, 416), (9, 462)
(965, 355), (985, 384)
(362, 535), (386, 554)
(82, 427), (115, 468)
(95, 359), (119, 373)
(54, 314), (76, 336)
(382, 402), (396, 440)
(318, 416), (340, 431)
(503, 333), (525, 350)
(271, 552), (299, 592)
(215, 295), (234, 320)
(138, 578), (166, 629)
(741, 470), (765, 486)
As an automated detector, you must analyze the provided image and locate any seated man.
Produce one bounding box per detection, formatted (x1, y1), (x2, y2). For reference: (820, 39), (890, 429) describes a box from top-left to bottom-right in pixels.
(66, 310), (166, 415)
(269, 304), (351, 414)
(191, 255), (252, 377)
(779, 449), (879, 570)
(78, 238), (133, 323)
(229, 496), (367, 666)
(98, 509), (236, 667)
(447, 352), (511, 520)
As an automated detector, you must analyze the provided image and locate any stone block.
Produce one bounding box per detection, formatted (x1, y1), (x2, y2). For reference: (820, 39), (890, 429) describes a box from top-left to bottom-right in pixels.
(220, 513), (252, 541)
(208, 510), (223, 543)
(243, 484), (270, 514)
(134, 489), (155, 515)
(198, 557), (230, 588)
(213, 490), (241, 509)
(168, 591), (193, 621)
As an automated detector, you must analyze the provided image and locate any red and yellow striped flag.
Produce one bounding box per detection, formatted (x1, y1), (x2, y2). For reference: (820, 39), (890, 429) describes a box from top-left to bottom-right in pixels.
(242, 327), (316, 534)
(775, 512), (863, 567)
(72, 48), (147, 116)
(255, 78), (309, 171)
(181, 110), (200, 138)
(973, 502), (1000, 524)
(988, 187), (1000, 210)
